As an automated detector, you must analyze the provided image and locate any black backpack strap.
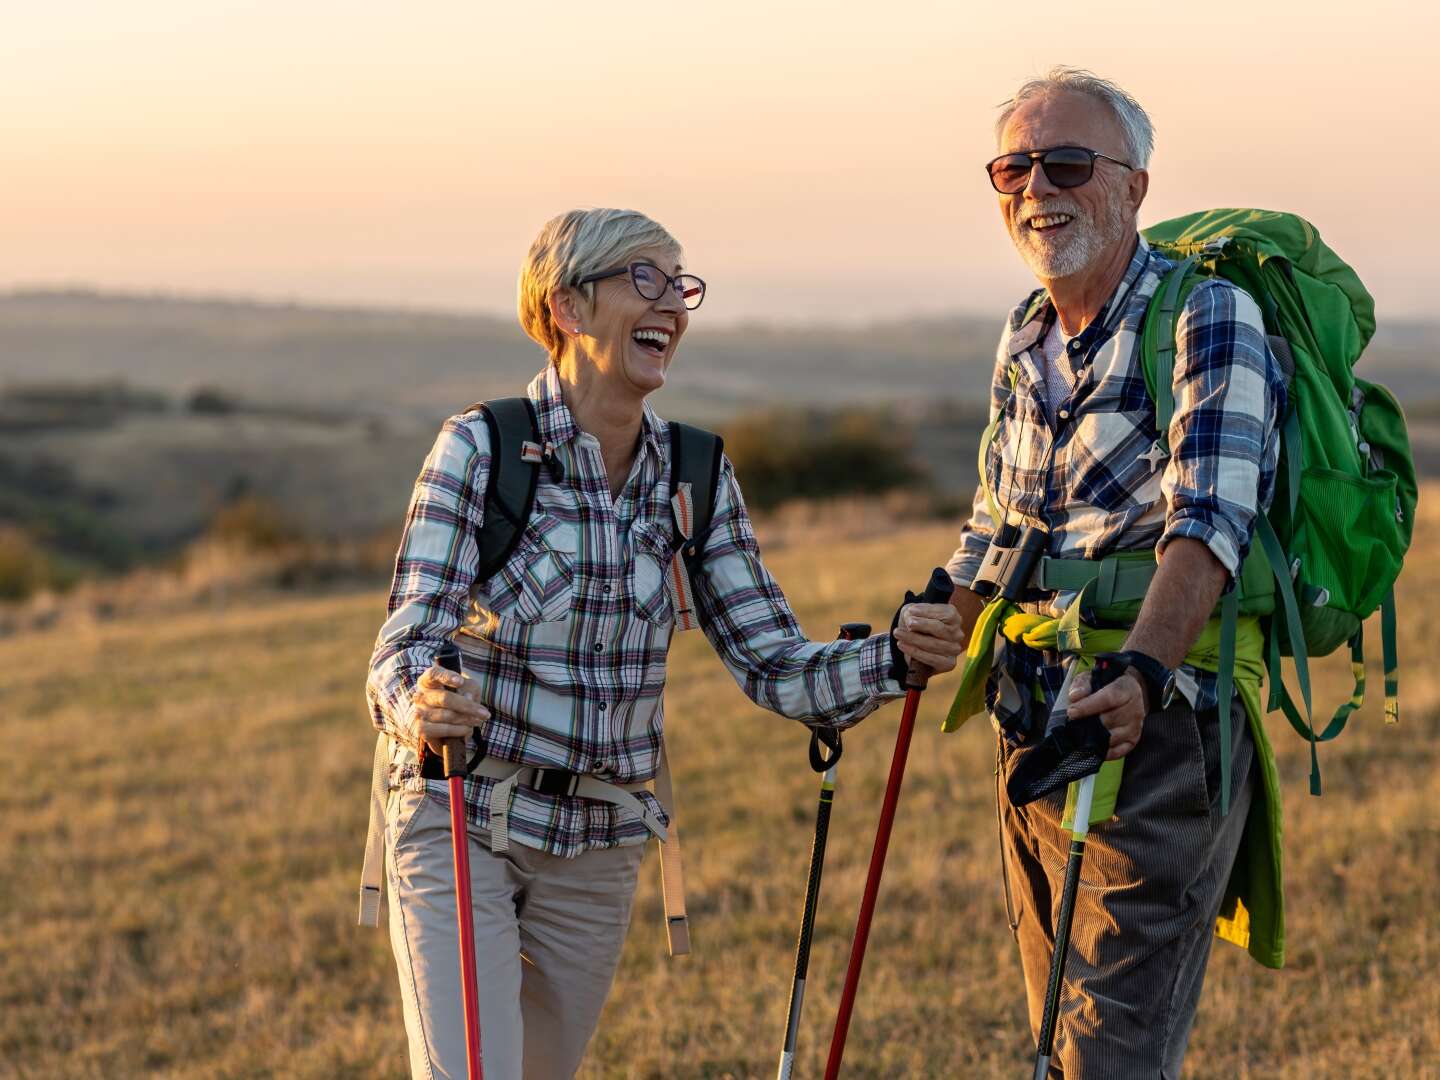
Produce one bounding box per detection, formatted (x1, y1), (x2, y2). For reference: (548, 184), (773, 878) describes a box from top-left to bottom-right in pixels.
(439, 396), (541, 775)
(466, 396), (542, 581)
(666, 420), (724, 580)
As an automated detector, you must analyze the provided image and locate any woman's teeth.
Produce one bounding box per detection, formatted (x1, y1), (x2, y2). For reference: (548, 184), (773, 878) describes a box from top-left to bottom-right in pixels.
(632, 328), (672, 354)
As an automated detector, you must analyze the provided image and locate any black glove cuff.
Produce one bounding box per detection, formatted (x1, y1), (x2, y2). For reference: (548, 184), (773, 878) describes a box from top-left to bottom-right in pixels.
(1094, 650), (1172, 714)
(887, 589), (920, 683)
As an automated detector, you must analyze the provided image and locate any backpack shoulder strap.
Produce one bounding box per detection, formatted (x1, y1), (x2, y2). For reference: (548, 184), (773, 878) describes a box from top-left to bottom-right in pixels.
(1138, 254), (1204, 450)
(665, 420), (724, 576)
(465, 396), (541, 581)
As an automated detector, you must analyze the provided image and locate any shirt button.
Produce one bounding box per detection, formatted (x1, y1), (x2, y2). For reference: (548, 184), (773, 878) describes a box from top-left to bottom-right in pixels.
(594, 642), (604, 653)
(602, 583), (612, 594)
(1057, 408), (1071, 421)
(598, 701), (608, 711)
(1067, 340), (1082, 354)
(592, 760), (606, 771)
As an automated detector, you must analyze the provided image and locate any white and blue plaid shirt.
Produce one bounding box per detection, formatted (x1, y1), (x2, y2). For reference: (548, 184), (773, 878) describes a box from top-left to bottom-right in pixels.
(368, 365), (900, 857)
(947, 236), (1286, 730)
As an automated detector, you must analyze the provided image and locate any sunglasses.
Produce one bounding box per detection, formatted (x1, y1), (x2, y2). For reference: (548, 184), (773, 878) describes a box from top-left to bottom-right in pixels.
(575, 262), (707, 310)
(985, 145), (1135, 194)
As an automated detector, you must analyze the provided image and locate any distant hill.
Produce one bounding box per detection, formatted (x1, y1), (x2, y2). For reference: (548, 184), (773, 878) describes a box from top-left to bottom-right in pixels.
(1, 289), (1435, 575)
(5, 288), (1435, 419)
(0, 288), (1002, 423)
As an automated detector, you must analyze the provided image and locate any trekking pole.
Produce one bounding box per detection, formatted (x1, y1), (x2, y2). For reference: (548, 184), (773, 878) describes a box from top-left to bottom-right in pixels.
(776, 622), (872, 1080)
(823, 569), (955, 1080)
(1029, 656), (1127, 1080)
(434, 642), (484, 1080)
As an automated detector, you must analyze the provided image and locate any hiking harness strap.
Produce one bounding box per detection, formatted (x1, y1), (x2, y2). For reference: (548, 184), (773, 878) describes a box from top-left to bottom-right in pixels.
(652, 739), (691, 956)
(358, 729), (391, 927)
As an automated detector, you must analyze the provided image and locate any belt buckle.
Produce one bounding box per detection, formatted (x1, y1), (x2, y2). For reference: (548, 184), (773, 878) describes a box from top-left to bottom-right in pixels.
(530, 768), (581, 798)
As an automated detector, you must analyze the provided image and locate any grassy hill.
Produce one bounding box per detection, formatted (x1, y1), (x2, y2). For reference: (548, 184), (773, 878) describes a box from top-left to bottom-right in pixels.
(3, 515), (1437, 1078)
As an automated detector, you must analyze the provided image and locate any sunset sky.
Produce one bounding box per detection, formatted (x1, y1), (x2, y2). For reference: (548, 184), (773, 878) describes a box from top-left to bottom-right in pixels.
(4, 1), (1435, 325)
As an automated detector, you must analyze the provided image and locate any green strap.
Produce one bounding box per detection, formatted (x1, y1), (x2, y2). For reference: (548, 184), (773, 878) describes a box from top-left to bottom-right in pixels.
(1021, 289), (1048, 325)
(1265, 611), (1283, 713)
(1382, 586), (1399, 724)
(1328, 631), (1367, 732)
(1034, 554), (1156, 605)
(1215, 587), (1239, 813)
(1151, 256), (1200, 447)
(1254, 514), (1320, 794)
(1055, 577), (1096, 656)
(1282, 407), (1303, 522)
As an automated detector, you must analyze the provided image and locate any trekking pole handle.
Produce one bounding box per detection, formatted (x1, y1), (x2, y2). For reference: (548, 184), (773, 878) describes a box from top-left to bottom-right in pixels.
(905, 568), (956, 690)
(434, 642), (468, 780)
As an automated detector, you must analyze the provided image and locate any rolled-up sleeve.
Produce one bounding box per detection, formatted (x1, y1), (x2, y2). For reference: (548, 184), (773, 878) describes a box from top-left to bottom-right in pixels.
(366, 416), (489, 741)
(1157, 280), (1283, 577)
(692, 457), (903, 727)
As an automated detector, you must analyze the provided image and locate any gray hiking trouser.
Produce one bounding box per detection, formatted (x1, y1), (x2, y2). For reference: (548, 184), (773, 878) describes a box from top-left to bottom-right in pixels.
(998, 695), (1255, 1078)
(385, 786), (645, 1080)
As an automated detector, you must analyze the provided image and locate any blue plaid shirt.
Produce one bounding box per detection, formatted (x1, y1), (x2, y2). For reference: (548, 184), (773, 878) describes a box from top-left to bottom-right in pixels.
(947, 236), (1286, 731)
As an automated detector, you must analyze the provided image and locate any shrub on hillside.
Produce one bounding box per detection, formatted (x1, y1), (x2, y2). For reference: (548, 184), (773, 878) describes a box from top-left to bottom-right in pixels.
(0, 527), (72, 602)
(188, 387), (240, 415)
(720, 407), (923, 511)
(205, 497), (302, 551)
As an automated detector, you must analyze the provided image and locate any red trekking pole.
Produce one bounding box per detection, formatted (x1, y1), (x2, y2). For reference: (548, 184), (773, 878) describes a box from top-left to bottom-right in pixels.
(434, 642), (483, 1080)
(823, 568), (954, 1079)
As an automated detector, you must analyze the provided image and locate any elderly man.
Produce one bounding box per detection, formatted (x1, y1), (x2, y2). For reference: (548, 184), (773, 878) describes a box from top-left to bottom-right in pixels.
(944, 69), (1286, 1075)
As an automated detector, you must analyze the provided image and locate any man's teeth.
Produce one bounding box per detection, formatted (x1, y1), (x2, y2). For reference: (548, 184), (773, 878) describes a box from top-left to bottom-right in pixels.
(1030, 214), (1074, 229)
(633, 329), (672, 350)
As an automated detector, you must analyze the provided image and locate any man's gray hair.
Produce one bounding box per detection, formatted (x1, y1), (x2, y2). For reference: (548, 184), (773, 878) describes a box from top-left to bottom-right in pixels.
(518, 208), (683, 359)
(996, 67), (1155, 168)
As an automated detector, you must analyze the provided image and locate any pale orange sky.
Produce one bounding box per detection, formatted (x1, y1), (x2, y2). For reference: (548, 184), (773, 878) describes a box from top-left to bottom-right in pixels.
(3, 0), (1436, 324)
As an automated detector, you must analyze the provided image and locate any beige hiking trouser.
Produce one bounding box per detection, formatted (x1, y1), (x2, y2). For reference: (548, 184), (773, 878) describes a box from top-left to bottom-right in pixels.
(386, 786), (646, 1080)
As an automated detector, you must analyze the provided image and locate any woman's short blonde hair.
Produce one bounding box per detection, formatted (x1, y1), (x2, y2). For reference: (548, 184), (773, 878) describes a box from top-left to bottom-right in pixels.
(517, 208), (683, 359)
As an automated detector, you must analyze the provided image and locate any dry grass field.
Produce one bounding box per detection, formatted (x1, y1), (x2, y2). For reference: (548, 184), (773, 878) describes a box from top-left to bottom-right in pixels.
(2, 512), (1438, 1078)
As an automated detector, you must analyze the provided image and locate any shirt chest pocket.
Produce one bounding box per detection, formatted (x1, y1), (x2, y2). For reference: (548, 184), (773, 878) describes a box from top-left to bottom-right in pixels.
(489, 508), (578, 624)
(628, 522), (676, 626)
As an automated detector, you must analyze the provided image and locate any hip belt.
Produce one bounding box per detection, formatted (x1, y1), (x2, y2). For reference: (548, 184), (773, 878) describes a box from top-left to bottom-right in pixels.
(358, 731), (692, 956)
(431, 753), (667, 853)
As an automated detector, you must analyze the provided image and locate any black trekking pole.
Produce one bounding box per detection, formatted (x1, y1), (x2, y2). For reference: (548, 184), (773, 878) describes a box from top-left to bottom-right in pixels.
(1027, 656), (1127, 1080)
(776, 622), (873, 1080)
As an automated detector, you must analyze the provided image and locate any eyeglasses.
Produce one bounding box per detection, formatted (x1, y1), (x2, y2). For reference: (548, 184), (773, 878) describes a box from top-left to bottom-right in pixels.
(985, 145), (1135, 194)
(575, 262), (707, 310)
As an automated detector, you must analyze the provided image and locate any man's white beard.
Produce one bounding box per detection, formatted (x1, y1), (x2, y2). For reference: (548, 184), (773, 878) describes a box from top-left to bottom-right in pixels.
(1010, 196), (1129, 280)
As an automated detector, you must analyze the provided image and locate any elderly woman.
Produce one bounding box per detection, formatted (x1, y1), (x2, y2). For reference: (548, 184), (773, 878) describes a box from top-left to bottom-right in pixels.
(364, 207), (963, 1079)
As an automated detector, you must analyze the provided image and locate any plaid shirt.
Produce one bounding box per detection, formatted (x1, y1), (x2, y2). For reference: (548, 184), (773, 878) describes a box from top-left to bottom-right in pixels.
(368, 365), (900, 857)
(947, 236), (1285, 732)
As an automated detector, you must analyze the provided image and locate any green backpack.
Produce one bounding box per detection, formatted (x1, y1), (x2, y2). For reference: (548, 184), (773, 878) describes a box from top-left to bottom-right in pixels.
(1139, 209), (1417, 796)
